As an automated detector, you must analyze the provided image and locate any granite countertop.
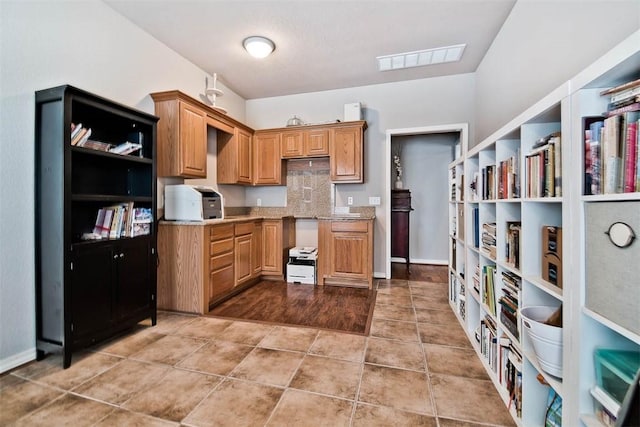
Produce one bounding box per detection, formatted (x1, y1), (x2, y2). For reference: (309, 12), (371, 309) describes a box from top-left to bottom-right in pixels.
(159, 215), (294, 226)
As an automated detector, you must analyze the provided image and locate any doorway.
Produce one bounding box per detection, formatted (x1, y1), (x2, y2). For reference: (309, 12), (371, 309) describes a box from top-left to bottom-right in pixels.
(384, 124), (468, 279)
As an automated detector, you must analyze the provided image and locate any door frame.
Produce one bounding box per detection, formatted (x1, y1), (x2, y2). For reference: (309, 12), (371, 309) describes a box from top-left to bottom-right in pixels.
(384, 123), (468, 279)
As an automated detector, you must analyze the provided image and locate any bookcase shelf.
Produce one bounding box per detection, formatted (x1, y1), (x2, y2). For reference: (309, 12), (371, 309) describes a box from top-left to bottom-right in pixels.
(35, 85), (159, 368)
(449, 30), (640, 427)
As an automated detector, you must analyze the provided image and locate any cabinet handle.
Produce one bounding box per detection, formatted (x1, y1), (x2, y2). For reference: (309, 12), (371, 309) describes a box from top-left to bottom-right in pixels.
(119, 253), (124, 258)
(113, 254), (118, 260)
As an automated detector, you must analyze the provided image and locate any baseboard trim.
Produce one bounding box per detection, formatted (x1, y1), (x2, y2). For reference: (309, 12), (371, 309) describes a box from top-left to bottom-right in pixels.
(1, 348), (36, 374)
(390, 258), (448, 265)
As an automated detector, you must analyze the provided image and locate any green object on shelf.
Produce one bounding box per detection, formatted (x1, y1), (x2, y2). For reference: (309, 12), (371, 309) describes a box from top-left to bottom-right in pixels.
(594, 349), (640, 405)
(545, 388), (562, 427)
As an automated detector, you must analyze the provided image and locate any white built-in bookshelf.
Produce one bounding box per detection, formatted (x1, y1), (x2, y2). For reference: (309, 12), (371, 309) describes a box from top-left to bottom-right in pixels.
(448, 30), (640, 427)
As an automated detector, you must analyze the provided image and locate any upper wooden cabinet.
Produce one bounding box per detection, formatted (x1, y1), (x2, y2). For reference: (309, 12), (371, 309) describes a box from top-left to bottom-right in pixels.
(263, 121), (366, 182)
(281, 128), (330, 158)
(151, 90), (254, 179)
(281, 130), (304, 158)
(218, 127), (253, 184)
(305, 129), (329, 156)
(152, 96), (207, 178)
(330, 123), (364, 183)
(253, 131), (285, 185)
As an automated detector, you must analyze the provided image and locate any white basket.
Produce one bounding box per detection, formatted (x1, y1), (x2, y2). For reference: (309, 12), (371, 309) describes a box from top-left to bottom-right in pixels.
(521, 306), (563, 378)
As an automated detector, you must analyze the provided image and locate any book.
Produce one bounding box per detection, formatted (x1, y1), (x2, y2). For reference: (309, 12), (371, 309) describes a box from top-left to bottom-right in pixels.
(110, 141), (142, 155)
(610, 85), (640, 104)
(600, 78), (640, 96)
(71, 127), (88, 146)
(76, 128), (92, 147)
(82, 139), (113, 152)
(92, 208), (107, 236)
(100, 208), (114, 238)
(623, 119), (638, 193)
(70, 123), (83, 141)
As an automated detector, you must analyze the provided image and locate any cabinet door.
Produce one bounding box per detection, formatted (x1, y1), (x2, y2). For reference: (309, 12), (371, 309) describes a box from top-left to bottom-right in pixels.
(281, 131), (304, 158)
(330, 232), (368, 279)
(304, 129), (329, 156)
(235, 234), (252, 285)
(254, 132), (283, 185)
(252, 222), (263, 277)
(71, 243), (114, 340)
(236, 128), (253, 183)
(262, 220), (283, 274)
(179, 102), (207, 177)
(330, 126), (363, 183)
(115, 237), (153, 322)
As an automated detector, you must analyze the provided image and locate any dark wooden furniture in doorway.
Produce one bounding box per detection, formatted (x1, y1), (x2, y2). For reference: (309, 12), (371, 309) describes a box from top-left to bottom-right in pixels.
(391, 189), (413, 269)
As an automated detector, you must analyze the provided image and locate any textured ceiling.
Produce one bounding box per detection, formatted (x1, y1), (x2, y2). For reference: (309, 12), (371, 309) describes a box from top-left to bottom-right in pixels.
(105, 0), (517, 99)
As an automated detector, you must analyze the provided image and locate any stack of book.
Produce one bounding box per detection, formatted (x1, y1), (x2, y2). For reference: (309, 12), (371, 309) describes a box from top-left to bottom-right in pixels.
(525, 132), (562, 198)
(505, 221), (521, 269)
(70, 123), (94, 147)
(479, 314), (498, 373)
(584, 79), (639, 195)
(482, 264), (497, 316)
(499, 338), (523, 418)
(497, 150), (520, 199)
(90, 204), (152, 240)
(471, 263), (480, 295)
(499, 271), (521, 341)
(481, 222), (497, 259)
(450, 168), (457, 200)
(482, 164), (496, 200)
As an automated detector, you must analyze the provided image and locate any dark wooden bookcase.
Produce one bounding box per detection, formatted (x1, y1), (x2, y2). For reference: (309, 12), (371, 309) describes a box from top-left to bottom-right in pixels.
(35, 85), (158, 368)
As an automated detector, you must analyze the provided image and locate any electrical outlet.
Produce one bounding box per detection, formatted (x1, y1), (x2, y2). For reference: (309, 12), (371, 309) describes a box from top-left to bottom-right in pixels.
(369, 196), (381, 205)
(256, 198), (262, 207)
(347, 196), (353, 205)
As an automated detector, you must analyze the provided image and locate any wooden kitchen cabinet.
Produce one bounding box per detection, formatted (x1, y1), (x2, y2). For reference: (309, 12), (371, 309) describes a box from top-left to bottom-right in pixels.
(234, 221), (254, 286)
(253, 131), (285, 185)
(261, 217), (296, 280)
(281, 130), (304, 158)
(218, 127), (253, 184)
(152, 93), (207, 178)
(209, 224), (235, 302)
(330, 123), (365, 183)
(252, 221), (263, 277)
(304, 128), (329, 156)
(318, 218), (374, 288)
(158, 219), (267, 314)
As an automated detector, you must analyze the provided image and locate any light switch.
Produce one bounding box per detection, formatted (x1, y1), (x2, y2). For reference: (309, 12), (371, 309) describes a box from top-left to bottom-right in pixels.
(347, 196), (353, 205)
(369, 196), (381, 206)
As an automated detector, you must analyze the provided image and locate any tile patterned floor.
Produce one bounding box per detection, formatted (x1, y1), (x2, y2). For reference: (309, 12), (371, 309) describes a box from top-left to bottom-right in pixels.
(1, 276), (516, 426)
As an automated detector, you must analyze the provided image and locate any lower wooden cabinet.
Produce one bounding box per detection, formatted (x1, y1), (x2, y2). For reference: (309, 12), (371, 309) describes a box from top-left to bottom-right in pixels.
(157, 217), (293, 314)
(318, 218), (374, 288)
(209, 224), (234, 301)
(261, 218), (296, 280)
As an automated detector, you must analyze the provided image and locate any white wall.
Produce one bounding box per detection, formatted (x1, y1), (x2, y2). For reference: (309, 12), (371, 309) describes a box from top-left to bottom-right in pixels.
(393, 134), (456, 264)
(0, 0), (246, 371)
(246, 74), (476, 275)
(474, 0), (640, 144)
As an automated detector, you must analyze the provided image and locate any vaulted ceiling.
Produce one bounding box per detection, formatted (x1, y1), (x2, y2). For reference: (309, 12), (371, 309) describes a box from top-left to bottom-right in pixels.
(105, 0), (517, 99)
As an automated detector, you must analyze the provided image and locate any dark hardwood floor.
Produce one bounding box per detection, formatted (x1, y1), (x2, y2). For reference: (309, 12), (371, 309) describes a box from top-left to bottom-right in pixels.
(207, 281), (377, 335)
(207, 264), (447, 335)
(391, 262), (448, 281)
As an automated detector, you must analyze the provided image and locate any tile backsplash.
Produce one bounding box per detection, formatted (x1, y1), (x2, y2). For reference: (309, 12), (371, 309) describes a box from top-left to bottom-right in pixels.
(285, 158), (332, 217)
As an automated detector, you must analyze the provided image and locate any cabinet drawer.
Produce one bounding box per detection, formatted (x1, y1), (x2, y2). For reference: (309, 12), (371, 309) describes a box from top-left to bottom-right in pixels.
(235, 221), (254, 236)
(210, 265), (234, 299)
(331, 220), (369, 233)
(210, 251), (233, 271)
(211, 224), (234, 241)
(210, 237), (234, 256)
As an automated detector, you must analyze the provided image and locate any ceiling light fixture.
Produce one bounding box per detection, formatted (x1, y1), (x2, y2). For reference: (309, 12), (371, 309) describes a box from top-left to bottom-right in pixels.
(377, 44), (466, 72)
(243, 36), (275, 59)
